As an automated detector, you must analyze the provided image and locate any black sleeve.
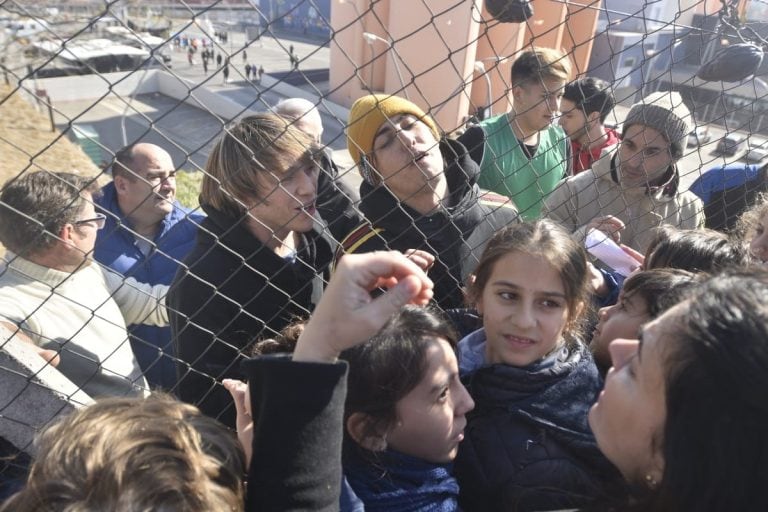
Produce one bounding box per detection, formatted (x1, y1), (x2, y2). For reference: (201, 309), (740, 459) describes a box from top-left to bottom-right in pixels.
(169, 267), (257, 428)
(457, 125), (486, 167)
(243, 356), (348, 512)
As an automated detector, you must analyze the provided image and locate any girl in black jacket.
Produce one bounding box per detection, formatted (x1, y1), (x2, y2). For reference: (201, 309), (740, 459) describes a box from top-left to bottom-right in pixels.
(454, 220), (621, 512)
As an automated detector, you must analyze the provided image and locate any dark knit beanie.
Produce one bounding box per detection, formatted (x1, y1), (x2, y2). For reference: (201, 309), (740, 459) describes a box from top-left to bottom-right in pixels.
(623, 91), (692, 160)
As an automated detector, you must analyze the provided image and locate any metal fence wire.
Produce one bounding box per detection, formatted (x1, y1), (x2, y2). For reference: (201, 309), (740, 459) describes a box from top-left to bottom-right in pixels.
(0, 0), (766, 488)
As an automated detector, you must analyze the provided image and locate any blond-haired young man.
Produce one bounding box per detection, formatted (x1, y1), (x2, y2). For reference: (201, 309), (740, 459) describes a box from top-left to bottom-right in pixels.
(168, 114), (336, 427)
(459, 47), (572, 220)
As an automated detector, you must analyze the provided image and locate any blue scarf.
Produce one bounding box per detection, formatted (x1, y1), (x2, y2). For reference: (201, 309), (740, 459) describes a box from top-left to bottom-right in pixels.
(343, 448), (460, 512)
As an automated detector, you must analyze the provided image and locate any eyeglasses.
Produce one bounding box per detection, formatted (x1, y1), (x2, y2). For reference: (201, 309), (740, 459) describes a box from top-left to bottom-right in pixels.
(73, 213), (107, 230)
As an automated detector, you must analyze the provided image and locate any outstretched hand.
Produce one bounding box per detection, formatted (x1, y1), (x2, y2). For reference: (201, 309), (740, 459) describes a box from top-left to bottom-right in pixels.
(222, 378), (253, 466)
(293, 251), (433, 363)
(587, 215), (625, 244)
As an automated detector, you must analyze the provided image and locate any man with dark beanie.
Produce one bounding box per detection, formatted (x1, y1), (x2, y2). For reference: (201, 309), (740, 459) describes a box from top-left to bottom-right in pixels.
(337, 94), (519, 310)
(543, 91), (704, 252)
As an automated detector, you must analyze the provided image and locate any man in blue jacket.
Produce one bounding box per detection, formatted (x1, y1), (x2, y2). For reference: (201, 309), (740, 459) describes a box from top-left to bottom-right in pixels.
(95, 142), (204, 390)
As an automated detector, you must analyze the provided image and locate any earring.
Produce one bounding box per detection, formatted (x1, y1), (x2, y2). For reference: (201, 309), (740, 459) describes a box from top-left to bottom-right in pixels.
(644, 473), (659, 489)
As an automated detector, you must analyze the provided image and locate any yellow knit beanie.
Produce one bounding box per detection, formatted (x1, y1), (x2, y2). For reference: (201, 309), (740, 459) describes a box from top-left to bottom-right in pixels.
(346, 94), (441, 172)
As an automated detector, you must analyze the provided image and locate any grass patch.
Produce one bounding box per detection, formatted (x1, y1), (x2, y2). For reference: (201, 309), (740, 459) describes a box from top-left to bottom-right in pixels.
(176, 170), (204, 209)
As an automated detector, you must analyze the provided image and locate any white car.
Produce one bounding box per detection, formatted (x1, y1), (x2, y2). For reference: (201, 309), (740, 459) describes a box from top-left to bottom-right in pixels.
(687, 126), (712, 147)
(744, 138), (768, 163)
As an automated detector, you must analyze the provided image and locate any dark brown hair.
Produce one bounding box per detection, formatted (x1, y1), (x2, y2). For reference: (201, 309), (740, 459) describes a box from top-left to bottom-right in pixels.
(621, 268), (698, 319)
(341, 305), (457, 450)
(0, 171), (100, 257)
(644, 225), (749, 273)
(467, 219), (590, 342)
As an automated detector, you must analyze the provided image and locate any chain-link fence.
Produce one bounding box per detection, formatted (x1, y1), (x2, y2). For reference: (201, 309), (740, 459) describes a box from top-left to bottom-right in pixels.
(0, 0), (767, 495)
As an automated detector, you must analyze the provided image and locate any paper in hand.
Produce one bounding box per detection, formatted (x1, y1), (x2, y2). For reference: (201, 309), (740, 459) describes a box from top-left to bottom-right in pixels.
(585, 229), (639, 277)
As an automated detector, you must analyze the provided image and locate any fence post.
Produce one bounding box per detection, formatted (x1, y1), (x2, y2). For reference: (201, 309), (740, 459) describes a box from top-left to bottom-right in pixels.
(35, 89), (55, 132)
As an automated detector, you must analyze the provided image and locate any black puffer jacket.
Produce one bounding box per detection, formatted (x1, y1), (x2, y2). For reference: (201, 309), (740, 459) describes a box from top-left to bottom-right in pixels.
(455, 329), (621, 512)
(336, 138), (519, 310)
(169, 205), (335, 427)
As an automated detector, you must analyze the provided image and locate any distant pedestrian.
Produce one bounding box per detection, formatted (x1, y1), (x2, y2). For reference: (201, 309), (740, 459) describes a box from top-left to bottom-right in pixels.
(223, 61), (230, 84)
(242, 50), (247, 64)
(202, 55), (209, 74)
(245, 63), (252, 81)
(216, 53), (222, 67)
(258, 65), (264, 84)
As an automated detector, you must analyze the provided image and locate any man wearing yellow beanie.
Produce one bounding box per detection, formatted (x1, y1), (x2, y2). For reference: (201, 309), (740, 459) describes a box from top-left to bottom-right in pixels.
(338, 94), (519, 310)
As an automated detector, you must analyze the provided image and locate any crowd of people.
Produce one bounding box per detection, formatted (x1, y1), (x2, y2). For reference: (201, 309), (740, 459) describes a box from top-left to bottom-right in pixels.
(1, 45), (768, 511)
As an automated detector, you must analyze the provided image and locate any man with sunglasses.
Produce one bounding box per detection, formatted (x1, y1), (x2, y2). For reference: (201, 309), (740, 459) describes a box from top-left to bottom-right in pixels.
(0, 171), (169, 398)
(94, 143), (203, 390)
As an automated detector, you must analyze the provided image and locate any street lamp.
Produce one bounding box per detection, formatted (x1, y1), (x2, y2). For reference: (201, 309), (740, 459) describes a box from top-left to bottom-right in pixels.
(362, 31), (410, 99)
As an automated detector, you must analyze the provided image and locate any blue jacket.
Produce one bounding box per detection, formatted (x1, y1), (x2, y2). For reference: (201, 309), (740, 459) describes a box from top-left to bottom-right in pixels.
(455, 328), (621, 512)
(689, 163), (766, 231)
(94, 182), (204, 390)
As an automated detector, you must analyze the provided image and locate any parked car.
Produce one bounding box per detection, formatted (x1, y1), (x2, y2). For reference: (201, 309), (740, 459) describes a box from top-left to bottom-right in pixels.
(744, 138), (768, 163)
(716, 133), (748, 156)
(688, 125), (712, 146)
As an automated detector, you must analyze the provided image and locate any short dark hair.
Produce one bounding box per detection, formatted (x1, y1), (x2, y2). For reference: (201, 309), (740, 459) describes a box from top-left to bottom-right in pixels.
(341, 306), (457, 453)
(0, 171), (100, 258)
(621, 268), (698, 319)
(467, 219), (590, 342)
(644, 226), (750, 273)
(112, 143), (138, 180)
(562, 77), (615, 123)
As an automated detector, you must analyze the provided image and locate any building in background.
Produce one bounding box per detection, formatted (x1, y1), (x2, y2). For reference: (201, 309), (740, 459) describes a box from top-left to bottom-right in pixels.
(328, 0), (601, 133)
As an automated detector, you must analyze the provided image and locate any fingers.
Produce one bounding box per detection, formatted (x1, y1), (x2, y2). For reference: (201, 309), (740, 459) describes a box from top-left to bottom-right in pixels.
(37, 348), (61, 367)
(354, 251), (432, 290)
(293, 252), (434, 363)
(589, 216), (626, 243)
(403, 249), (436, 272)
(223, 378), (254, 466)
(223, 378), (251, 424)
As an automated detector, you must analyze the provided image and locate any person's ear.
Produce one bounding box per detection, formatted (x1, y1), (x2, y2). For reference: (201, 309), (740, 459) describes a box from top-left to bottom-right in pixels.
(346, 413), (388, 452)
(113, 174), (130, 195)
(57, 222), (78, 249)
(587, 111), (601, 126)
(512, 84), (523, 102)
(645, 443), (665, 490)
